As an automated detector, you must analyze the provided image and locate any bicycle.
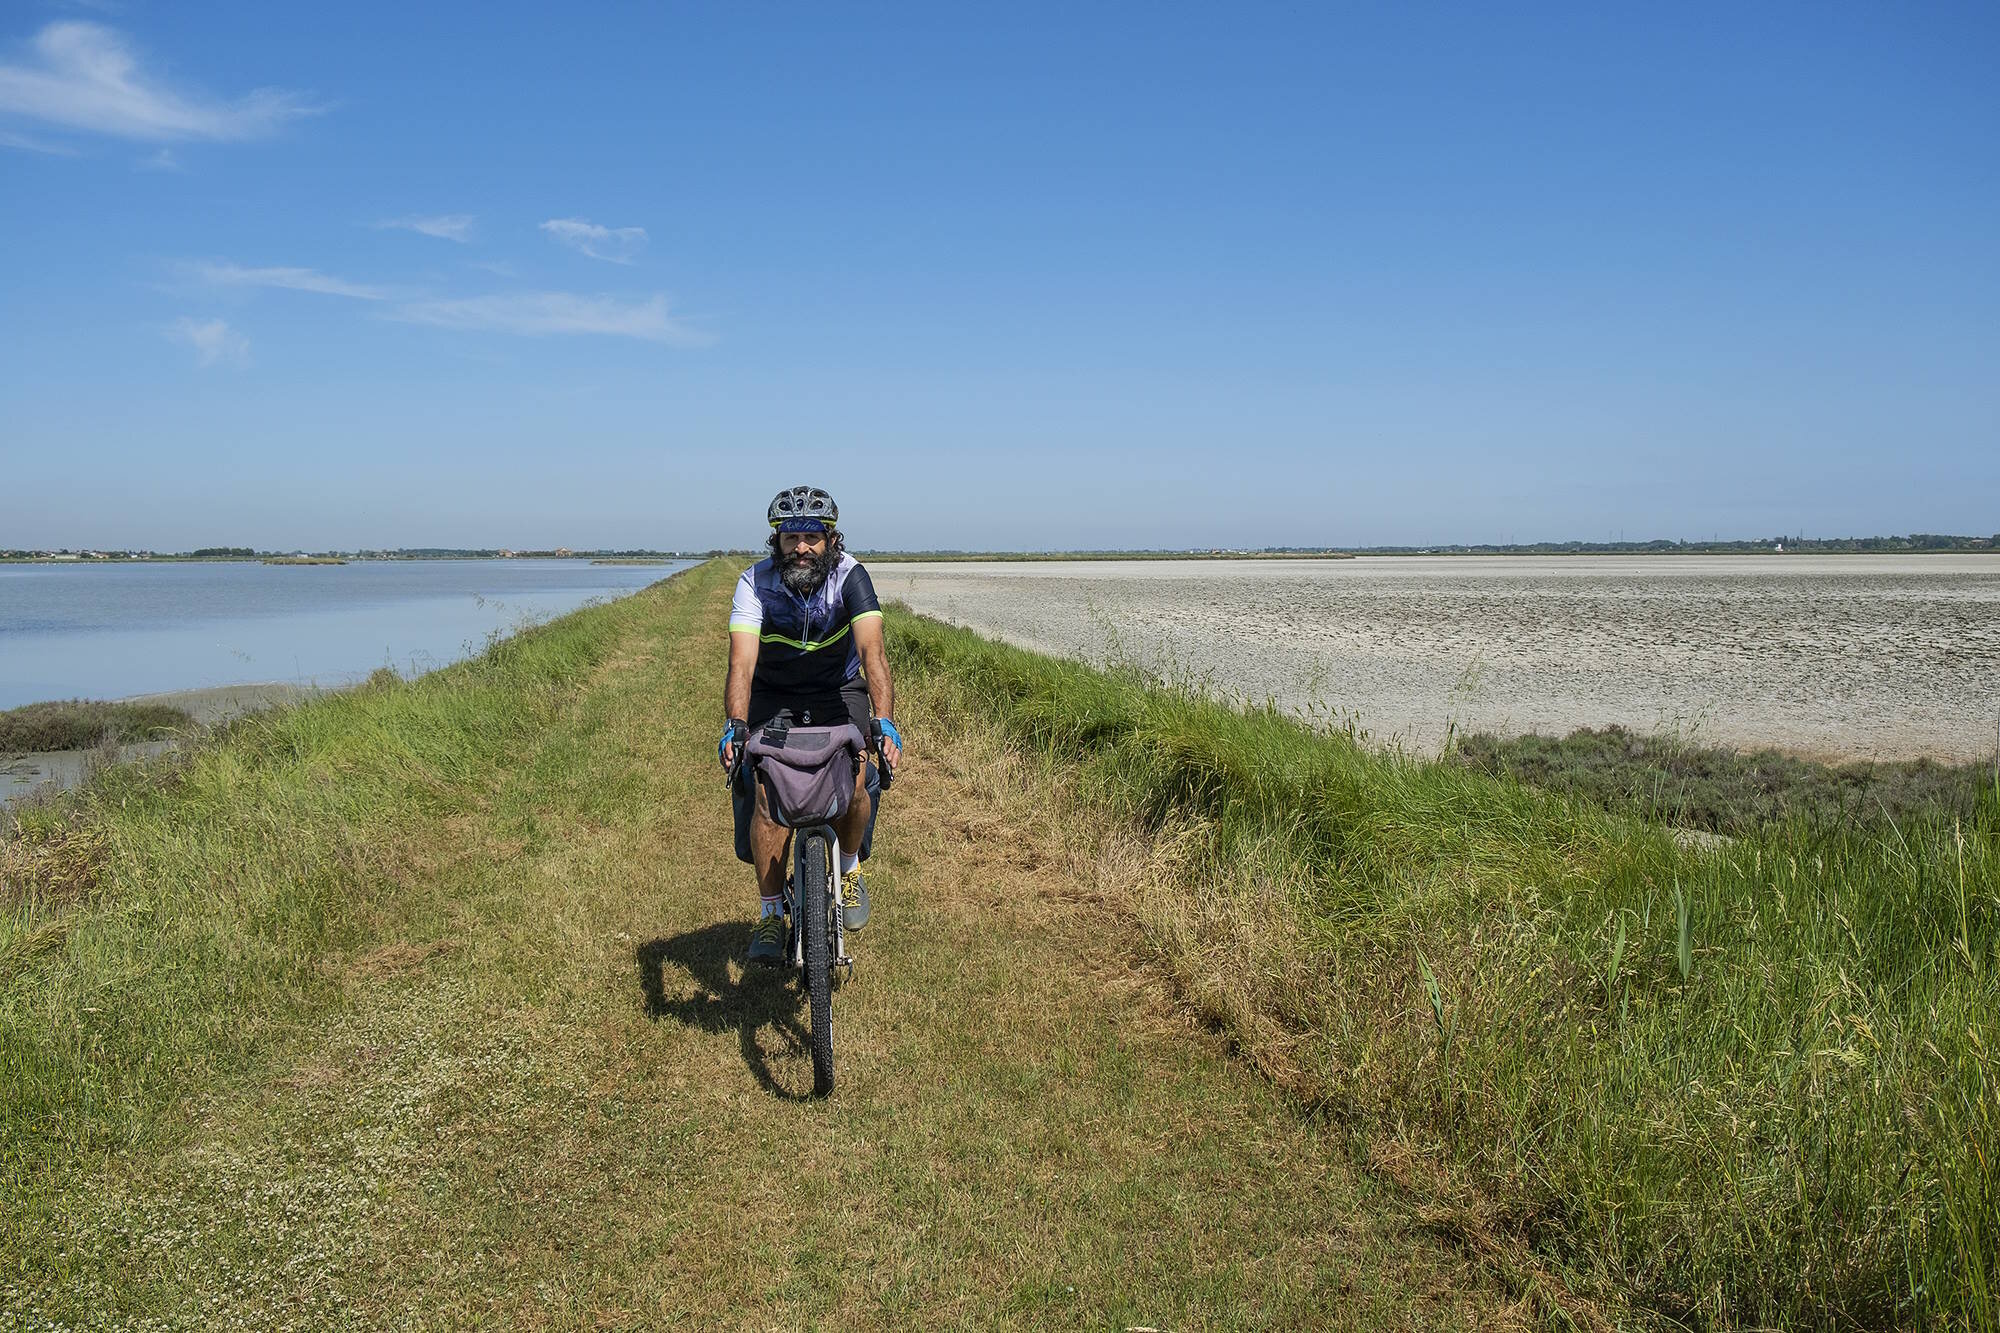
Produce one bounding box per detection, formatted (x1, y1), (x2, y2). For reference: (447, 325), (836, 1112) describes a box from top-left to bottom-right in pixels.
(729, 711), (893, 1096)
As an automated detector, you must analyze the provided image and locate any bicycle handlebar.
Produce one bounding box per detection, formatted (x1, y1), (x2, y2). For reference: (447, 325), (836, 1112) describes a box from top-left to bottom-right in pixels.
(723, 722), (889, 792)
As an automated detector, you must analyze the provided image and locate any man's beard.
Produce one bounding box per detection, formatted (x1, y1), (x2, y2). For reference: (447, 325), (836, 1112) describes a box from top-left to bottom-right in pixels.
(780, 546), (837, 597)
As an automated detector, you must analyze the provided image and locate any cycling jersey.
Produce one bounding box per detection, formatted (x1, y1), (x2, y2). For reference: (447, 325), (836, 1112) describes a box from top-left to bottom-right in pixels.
(729, 553), (882, 700)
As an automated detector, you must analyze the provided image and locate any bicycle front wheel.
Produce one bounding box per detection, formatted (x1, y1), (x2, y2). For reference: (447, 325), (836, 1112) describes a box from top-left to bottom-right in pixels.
(797, 831), (835, 1096)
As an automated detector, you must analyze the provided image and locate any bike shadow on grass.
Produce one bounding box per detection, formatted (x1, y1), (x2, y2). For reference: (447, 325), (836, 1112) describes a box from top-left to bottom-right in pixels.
(636, 922), (817, 1102)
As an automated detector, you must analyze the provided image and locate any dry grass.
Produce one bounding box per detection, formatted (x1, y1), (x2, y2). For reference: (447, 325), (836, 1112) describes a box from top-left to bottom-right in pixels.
(0, 812), (109, 905)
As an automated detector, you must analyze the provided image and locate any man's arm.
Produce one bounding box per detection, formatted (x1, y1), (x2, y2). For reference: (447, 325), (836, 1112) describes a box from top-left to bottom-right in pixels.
(722, 631), (759, 767)
(852, 614), (899, 769)
(721, 566), (766, 768)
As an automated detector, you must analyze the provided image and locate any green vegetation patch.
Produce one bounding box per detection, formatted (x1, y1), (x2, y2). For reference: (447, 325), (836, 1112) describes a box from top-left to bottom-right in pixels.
(1456, 724), (1995, 836)
(0, 700), (194, 753)
(890, 608), (1999, 1330)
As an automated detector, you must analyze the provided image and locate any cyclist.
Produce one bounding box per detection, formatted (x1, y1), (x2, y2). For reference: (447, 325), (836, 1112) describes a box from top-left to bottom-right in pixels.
(719, 485), (903, 966)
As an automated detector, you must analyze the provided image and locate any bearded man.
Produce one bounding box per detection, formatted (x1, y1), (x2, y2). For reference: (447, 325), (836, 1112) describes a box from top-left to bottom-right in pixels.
(718, 485), (903, 965)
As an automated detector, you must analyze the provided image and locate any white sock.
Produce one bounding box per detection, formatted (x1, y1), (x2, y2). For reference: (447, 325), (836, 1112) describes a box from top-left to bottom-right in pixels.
(760, 896), (782, 918)
(840, 851), (860, 876)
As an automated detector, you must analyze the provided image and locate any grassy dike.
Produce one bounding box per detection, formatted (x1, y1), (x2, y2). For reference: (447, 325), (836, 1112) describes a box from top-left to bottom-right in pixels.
(4, 557), (1991, 1328)
(3, 560), (1534, 1331)
(891, 614), (1998, 1329)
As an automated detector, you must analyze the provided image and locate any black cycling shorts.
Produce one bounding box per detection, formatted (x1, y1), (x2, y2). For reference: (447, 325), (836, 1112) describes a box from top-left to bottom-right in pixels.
(747, 675), (872, 732)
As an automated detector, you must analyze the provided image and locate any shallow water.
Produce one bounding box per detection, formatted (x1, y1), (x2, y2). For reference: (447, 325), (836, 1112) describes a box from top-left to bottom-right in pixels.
(879, 555), (2000, 762)
(0, 559), (688, 711)
(0, 559), (689, 806)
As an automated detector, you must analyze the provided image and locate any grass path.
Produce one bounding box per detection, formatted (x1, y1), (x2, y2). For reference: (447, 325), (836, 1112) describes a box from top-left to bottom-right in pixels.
(9, 565), (1542, 1330)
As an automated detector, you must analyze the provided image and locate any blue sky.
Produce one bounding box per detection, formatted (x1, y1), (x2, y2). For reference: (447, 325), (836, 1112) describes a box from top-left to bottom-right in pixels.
(2, 3), (1995, 551)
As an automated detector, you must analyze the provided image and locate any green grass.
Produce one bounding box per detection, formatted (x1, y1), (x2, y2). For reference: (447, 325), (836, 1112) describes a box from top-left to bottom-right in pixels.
(0, 699), (195, 753)
(890, 608), (1999, 1330)
(0, 582), (640, 1195)
(1456, 724), (1997, 837)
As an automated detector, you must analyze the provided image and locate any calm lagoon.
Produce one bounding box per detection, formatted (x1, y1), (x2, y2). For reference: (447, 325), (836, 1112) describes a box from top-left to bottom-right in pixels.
(0, 559), (689, 710)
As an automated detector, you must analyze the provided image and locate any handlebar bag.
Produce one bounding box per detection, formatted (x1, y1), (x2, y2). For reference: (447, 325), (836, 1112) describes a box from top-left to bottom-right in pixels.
(745, 723), (865, 828)
(733, 744), (880, 865)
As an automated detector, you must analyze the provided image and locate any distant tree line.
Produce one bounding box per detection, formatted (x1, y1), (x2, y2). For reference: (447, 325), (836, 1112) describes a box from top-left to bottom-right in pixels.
(1347, 533), (1999, 556)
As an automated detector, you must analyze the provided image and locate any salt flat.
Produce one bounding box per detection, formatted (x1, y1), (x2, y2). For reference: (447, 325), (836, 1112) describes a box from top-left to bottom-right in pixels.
(876, 555), (2000, 762)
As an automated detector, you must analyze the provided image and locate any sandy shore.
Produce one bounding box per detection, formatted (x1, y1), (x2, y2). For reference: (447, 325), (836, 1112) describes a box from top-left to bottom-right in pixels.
(881, 554), (2000, 764)
(112, 682), (319, 726)
(1, 682), (319, 807)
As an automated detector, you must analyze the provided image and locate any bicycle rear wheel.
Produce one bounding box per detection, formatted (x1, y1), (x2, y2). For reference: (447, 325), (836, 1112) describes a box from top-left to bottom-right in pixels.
(797, 831), (835, 1096)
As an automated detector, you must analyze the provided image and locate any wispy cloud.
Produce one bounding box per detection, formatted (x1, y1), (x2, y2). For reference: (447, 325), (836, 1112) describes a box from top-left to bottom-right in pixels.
(376, 213), (474, 243)
(135, 146), (179, 171)
(168, 316), (248, 368)
(193, 261), (392, 300)
(0, 125), (78, 154)
(391, 291), (705, 343)
(0, 22), (322, 142)
(540, 217), (647, 264)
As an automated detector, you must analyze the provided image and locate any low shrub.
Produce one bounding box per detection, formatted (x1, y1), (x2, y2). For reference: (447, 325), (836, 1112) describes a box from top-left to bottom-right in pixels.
(1456, 724), (1994, 836)
(0, 701), (194, 754)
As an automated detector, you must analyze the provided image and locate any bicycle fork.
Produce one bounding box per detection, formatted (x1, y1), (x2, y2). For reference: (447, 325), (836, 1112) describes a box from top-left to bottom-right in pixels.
(787, 825), (854, 978)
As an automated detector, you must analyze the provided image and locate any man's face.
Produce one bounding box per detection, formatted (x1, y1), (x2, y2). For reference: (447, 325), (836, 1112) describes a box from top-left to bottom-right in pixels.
(777, 529), (828, 566)
(777, 526), (835, 595)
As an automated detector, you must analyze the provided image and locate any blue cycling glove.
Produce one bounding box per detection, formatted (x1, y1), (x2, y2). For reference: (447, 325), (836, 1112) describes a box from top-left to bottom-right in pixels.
(719, 718), (748, 768)
(874, 718), (904, 750)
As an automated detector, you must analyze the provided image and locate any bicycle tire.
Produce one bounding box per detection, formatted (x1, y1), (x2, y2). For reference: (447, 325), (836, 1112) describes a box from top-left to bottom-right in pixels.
(798, 831), (836, 1096)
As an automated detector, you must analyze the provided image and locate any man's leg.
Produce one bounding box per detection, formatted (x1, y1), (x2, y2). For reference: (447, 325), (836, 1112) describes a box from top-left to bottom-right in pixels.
(832, 761), (870, 856)
(746, 781), (790, 964)
(749, 781), (789, 898)
(832, 675), (876, 868)
(832, 761), (873, 929)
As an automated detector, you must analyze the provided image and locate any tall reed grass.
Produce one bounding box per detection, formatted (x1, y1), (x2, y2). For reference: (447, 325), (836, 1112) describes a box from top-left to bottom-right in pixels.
(892, 608), (1998, 1329)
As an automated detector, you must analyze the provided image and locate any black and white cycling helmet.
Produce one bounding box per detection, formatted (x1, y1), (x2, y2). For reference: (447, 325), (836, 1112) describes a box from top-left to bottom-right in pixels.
(767, 484), (838, 530)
